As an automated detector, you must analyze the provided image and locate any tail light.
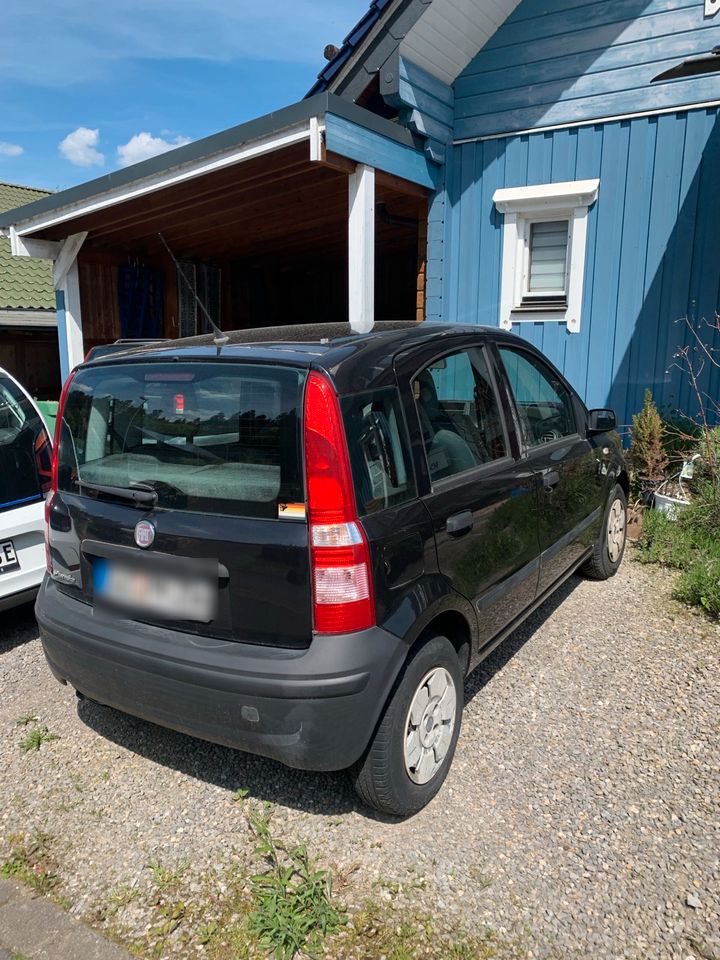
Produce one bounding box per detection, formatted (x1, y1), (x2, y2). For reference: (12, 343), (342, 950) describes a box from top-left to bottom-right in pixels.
(304, 371), (375, 634)
(45, 372), (76, 574)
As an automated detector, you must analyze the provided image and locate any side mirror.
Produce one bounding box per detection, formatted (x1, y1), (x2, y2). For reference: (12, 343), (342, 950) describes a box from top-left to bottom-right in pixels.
(587, 408), (616, 434)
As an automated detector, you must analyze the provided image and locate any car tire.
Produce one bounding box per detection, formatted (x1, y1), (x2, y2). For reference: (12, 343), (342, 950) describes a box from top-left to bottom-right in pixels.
(351, 634), (464, 818)
(581, 483), (627, 580)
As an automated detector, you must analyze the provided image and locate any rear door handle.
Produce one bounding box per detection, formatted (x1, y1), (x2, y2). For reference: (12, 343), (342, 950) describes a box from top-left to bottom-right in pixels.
(446, 510), (474, 537)
(543, 469), (561, 493)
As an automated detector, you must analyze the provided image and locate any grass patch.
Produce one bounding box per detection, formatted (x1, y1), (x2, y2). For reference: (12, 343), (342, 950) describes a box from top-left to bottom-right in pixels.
(636, 484), (720, 619)
(17, 716), (59, 753)
(1, 832), (59, 895)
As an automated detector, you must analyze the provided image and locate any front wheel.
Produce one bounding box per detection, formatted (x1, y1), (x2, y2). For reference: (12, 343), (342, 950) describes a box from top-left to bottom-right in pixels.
(581, 483), (627, 580)
(351, 635), (463, 817)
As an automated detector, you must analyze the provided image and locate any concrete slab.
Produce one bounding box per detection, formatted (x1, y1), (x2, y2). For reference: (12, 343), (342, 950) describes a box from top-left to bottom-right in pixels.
(0, 879), (132, 960)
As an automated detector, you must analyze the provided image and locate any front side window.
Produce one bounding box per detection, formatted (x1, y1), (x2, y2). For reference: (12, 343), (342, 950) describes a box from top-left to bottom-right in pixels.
(498, 346), (577, 447)
(413, 348), (507, 483)
(59, 362), (305, 519)
(341, 388), (416, 515)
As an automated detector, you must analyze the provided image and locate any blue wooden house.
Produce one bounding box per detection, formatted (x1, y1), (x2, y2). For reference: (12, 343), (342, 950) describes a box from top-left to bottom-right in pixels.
(1, 0), (718, 429)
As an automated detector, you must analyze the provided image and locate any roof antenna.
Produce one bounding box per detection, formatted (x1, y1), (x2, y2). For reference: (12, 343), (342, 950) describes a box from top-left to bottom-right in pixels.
(158, 232), (229, 350)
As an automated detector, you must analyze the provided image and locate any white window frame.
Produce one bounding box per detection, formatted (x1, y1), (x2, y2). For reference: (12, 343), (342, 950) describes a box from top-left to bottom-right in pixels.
(493, 179), (599, 334)
(706, 0), (719, 19)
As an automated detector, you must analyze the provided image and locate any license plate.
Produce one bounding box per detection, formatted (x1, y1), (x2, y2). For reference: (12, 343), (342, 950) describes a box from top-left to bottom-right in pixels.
(93, 557), (216, 622)
(0, 540), (19, 574)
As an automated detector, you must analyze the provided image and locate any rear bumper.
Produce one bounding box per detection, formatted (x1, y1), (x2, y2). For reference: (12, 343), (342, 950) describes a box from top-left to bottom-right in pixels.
(35, 578), (408, 771)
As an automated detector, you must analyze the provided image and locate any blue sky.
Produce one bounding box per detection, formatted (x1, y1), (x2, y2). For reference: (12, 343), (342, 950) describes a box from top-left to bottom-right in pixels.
(0, 0), (368, 192)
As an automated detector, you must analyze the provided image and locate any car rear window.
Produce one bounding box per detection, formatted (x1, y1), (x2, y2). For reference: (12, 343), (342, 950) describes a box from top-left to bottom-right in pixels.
(0, 375), (51, 511)
(58, 362), (306, 519)
(341, 387), (416, 515)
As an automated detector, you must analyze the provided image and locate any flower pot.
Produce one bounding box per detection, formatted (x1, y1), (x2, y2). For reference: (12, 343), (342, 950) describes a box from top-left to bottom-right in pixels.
(653, 490), (690, 519)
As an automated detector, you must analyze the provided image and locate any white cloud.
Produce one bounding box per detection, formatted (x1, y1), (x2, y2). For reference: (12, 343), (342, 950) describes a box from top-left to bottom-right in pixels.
(59, 127), (104, 167)
(0, 141), (23, 157)
(116, 132), (192, 168)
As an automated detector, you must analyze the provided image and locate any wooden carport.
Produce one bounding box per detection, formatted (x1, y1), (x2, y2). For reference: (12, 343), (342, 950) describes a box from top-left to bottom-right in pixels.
(0, 94), (438, 381)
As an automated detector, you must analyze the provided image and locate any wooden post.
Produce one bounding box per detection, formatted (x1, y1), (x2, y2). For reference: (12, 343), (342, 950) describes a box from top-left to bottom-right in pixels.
(416, 203), (428, 323)
(55, 260), (85, 383)
(348, 164), (375, 333)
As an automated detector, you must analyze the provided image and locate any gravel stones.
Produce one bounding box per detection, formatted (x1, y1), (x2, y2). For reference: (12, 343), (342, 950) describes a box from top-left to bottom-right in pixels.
(0, 558), (718, 959)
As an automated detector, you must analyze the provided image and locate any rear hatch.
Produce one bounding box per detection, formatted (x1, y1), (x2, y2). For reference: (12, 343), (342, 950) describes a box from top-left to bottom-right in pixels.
(51, 358), (312, 648)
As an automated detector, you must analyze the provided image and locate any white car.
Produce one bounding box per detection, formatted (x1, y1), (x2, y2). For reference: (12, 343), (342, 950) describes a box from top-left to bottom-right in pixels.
(0, 368), (52, 612)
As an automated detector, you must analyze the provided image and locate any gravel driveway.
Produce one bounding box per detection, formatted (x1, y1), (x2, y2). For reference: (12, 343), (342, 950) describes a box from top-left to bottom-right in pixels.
(1, 557), (718, 960)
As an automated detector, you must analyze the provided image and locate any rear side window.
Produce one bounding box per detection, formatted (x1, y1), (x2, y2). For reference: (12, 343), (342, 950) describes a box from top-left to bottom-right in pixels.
(0, 375), (51, 511)
(59, 362), (306, 519)
(341, 388), (416, 515)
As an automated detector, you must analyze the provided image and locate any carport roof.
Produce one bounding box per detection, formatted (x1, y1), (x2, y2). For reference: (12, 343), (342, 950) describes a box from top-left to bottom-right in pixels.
(0, 93), (427, 236)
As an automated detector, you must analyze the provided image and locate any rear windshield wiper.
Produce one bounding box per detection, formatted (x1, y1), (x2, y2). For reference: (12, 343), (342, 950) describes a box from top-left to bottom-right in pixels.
(78, 480), (158, 507)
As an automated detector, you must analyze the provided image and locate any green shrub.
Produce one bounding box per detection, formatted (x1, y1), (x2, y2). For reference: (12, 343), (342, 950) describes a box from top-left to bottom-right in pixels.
(637, 484), (720, 619)
(629, 390), (668, 494)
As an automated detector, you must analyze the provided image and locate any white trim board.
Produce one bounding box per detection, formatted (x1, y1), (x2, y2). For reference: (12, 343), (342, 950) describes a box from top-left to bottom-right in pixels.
(0, 310), (57, 328)
(455, 99), (720, 144)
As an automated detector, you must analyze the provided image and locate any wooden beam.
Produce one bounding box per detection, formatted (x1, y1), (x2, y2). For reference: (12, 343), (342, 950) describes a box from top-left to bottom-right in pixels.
(9, 228), (60, 260)
(348, 164), (375, 334)
(53, 232), (88, 289)
(376, 170), (430, 201)
(416, 205), (427, 323)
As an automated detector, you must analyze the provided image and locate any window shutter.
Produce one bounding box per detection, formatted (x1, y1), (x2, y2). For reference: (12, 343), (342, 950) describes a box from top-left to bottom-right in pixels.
(528, 221), (569, 293)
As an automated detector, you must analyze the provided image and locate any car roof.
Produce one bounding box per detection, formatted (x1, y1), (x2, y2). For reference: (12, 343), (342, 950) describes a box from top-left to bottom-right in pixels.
(79, 321), (520, 393)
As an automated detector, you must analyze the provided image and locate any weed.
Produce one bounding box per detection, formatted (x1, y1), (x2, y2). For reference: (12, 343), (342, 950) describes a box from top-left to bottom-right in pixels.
(1, 832), (58, 895)
(68, 772), (84, 792)
(15, 714), (39, 727)
(247, 806), (347, 959)
(106, 882), (139, 916)
(469, 865), (494, 889)
(197, 920), (220, 945)
(147, 858), (186, 889)
(19, 724), (59, 753)
(232, 787), (250, 802)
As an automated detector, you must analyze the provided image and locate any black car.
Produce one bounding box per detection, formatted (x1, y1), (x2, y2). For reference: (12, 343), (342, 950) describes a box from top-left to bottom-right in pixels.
(37, 321), (627, 816)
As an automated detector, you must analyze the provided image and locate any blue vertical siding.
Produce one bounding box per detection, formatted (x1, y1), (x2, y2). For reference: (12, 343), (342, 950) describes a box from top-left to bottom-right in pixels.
(439, 107), (720, 428)
(454, 0), (720, 139)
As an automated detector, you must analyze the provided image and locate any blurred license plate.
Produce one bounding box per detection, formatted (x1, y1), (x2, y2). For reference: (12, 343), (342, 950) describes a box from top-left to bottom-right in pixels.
(0, 540), (19, 573)
(93, 558), (216, 622)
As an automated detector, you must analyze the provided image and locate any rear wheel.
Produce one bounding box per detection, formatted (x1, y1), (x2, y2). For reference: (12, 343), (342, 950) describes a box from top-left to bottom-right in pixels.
(351, 635), (463, 817)
(581, 483), (627, 580)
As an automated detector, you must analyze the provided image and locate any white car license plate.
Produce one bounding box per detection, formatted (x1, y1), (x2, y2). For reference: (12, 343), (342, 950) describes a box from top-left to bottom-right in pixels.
(93, 558), (216, 622)
(0, 540), (19, 574)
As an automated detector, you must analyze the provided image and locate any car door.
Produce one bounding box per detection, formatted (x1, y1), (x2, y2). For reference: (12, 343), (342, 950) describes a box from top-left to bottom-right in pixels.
(395, 338), (541, 654)
(493, 342), (604, 596)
